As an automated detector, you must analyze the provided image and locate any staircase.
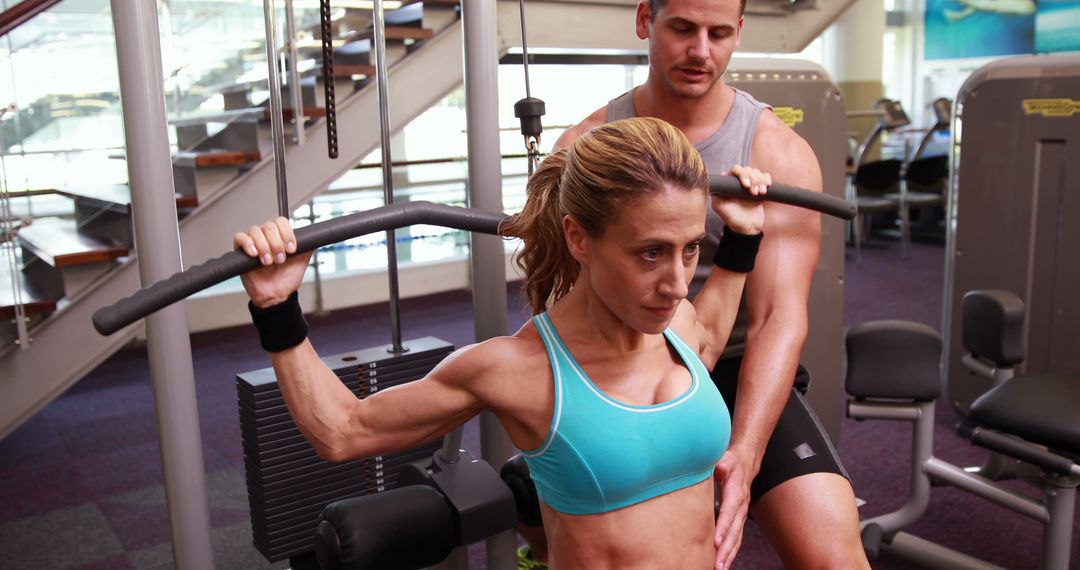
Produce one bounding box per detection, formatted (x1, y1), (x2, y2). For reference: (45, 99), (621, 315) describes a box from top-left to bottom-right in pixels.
(0, 0), (464, 439)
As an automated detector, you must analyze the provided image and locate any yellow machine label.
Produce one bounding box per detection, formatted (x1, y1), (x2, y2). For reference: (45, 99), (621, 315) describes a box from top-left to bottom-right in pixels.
(773, 106), (804, 128)
(1022, 98), (1080, 117)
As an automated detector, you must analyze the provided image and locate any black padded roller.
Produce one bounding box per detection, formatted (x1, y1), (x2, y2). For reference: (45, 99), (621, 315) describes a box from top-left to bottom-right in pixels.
(961, 289), (1025, 367)
(709, 175), (857, 221)
(500, 454), (543, 528)
(316, 485), (456, 570)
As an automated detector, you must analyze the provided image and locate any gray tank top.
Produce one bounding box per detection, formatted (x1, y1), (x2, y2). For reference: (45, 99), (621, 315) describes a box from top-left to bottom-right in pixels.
(606, 87), (770, 357)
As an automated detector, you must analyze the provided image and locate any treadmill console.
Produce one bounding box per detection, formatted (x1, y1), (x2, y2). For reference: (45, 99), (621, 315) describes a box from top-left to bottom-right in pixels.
(876, 98), (911, 129)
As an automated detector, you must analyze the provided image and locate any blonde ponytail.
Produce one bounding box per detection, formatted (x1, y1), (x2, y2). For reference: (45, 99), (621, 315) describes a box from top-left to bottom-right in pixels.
(499, 150), (577, 314)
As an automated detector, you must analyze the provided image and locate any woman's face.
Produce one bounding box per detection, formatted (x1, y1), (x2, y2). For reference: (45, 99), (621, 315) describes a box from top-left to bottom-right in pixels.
(575, 184), (708, 334)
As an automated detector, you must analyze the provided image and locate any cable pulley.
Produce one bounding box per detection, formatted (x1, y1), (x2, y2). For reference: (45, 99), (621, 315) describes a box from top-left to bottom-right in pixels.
(513, 0), (544, 176)
(514, 97), (545, 175)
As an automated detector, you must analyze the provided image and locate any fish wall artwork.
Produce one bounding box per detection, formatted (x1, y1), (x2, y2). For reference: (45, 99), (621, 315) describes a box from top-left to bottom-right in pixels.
(925, 0), (1079, 59)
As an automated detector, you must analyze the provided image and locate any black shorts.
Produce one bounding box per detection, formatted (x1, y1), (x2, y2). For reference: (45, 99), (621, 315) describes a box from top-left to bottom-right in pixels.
(710, 356), (851, 503)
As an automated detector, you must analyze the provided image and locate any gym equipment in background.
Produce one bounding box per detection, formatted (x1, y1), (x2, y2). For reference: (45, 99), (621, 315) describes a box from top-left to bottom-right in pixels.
(942, 53), (1080, 414)
(847, 98), (912, 259)
(911, 97), (951, 162)
(846, 289), (1080, 569)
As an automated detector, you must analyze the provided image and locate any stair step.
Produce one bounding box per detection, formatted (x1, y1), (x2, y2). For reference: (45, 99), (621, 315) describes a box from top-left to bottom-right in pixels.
(56, 184), (198, 212)
(404, 0), (460, 6)
(267, 107), (327, 122)
(0, 259), (57, 317)
(17, 217), (129, 269)
(346, 25), (435, 43)
(174, 149), (262, 168)
(317, 63), (376, 79)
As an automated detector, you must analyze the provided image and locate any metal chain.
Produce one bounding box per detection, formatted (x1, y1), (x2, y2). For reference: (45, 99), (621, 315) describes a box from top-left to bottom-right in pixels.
(526, 138), (540, 176)
(320, 0), (339, 159)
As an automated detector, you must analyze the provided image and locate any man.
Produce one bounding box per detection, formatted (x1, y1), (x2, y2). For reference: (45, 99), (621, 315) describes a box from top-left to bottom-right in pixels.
(553, 1), (870, 568)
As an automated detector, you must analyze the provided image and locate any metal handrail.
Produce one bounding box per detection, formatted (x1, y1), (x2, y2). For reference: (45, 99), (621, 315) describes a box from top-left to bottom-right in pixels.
(0, 0), (63, 38)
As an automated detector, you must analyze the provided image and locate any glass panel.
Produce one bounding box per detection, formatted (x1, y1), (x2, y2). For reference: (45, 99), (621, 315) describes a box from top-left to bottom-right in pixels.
(1, 0), (123, 192)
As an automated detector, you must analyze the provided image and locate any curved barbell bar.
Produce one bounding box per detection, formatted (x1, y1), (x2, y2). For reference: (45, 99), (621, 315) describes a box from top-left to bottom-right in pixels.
(92, 177), (855, 336)
(708, 174), (857, 220)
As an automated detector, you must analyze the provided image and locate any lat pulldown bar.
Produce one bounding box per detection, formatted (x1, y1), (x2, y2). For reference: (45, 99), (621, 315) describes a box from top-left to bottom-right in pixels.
(91, 178), (855, 336)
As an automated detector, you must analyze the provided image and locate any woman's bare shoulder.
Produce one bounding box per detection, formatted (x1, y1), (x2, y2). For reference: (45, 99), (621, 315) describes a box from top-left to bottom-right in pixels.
(433, 319), (549, 385)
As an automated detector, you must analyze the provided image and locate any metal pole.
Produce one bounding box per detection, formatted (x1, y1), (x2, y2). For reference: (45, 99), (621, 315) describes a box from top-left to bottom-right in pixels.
(284, 0), (305, 146)
(308, 200), (328, 317)
(0, 106), (29, 350)
(1042, 478), (1078, 570)
(462, 2), (516, 568)
(373, 0), (405, 353)
(262, 0), (290, 216)
(3, 32), (32, 217)
(109, 1), (214, 568)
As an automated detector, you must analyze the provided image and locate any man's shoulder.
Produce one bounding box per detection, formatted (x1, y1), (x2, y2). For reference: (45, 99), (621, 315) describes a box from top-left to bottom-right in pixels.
(753, 109), (811, 155)
(553, 106), (609, 151)
(751, 109), (820, 188)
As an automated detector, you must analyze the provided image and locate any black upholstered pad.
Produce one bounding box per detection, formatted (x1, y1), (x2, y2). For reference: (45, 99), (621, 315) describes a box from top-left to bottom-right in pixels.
(970, 372), (1080, 456)
(846, 320), (942, 401)
(962, 290), (1025, 366)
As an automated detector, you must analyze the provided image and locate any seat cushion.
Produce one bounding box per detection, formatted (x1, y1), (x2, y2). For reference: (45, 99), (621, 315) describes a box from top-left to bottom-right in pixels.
(904, 155), (948, 187)
(961, 290), (1025, 366)
(970, 372), (1080, 456)
(854, 159), (903, 193)
(846, 320), (942, 401)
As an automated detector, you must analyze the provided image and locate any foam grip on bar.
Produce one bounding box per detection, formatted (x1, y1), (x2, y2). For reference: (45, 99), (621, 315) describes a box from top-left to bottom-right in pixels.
(709, 175), (858, 220)
(316, 485), (456, 570)
(91, 202), (509, 336)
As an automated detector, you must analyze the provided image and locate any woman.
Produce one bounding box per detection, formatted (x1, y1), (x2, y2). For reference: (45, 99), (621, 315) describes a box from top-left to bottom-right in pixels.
(236, 117), (768, 570)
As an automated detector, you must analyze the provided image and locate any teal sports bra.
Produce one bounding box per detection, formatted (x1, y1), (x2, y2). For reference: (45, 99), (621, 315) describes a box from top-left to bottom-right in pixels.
(522, 313), (731, 515)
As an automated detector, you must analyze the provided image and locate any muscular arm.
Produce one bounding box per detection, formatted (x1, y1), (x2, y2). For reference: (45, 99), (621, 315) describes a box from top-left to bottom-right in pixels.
(693, 165), (769, 368)
(270, 341), (488, 462)
(237, 219), (492, 463)
(729, 112), (822, 475)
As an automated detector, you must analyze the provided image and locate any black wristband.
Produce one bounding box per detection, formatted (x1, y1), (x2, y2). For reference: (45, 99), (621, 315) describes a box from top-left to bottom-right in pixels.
(712, 229), (764, 273)
(248, 291), (309, 353)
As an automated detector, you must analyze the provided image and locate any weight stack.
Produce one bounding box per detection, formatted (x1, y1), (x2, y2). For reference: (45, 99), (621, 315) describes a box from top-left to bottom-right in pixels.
(236, 337), (455, 562)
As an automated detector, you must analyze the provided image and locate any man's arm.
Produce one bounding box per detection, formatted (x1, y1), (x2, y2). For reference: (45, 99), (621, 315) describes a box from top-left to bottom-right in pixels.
(732, 110), (822, 476)
(712, 111), (822, 570)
